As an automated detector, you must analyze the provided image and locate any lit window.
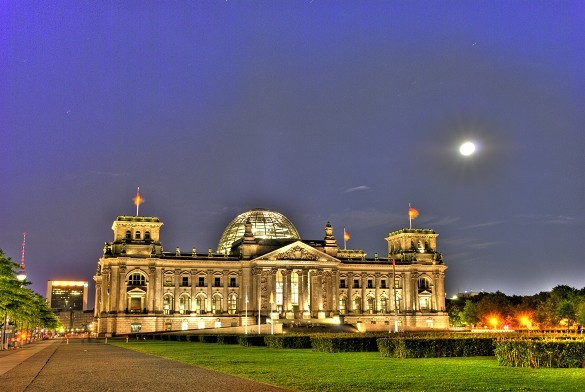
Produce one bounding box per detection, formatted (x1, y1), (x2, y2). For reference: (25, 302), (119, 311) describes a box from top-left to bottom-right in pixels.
(128, 273), (145, 286)
(291, 272), (299, 305)
(418, 278), (430, 291)
(228, 294), (237, 315)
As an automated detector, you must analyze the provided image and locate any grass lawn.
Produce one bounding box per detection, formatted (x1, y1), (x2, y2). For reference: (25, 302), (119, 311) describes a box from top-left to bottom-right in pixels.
(111, 340), (585, 391)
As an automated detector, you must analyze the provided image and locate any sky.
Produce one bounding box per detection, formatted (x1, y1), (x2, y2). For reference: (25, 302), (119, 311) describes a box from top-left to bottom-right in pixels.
(1, 1), (584, 305)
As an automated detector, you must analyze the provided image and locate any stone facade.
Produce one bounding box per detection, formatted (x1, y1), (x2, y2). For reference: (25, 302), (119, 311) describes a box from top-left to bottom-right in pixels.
(93, 210), (448, 335)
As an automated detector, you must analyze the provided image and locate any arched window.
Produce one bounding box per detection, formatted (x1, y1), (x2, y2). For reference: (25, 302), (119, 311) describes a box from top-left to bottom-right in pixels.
(125, 230), (132, 240)
(353, 295), (362, 313)
(144, 231), (151, 240)
(380, 295), (388, 314)
(135, 231), (141, 240)
(195, 294), (206, 314)
(228, 294), (237, 315)
(212, 293), (223, 314)
(163, 294), (174, 315)
(418, 278), (430, 292)
(179, 294), (191, 315)
(339, 295), (347, 314)
(128, 272), (146, 286)
(367, 295), (376, 314)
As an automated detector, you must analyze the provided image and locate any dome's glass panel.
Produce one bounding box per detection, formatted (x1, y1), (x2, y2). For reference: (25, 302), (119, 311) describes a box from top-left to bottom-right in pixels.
(217, 209), (300, 254)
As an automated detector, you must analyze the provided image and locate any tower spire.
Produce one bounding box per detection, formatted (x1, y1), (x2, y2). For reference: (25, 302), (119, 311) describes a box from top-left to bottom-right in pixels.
(17, 232), (27, 281)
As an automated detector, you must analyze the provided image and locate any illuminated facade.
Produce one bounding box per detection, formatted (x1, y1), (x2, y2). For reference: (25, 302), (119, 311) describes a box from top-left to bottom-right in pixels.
(46, 280), (89, 311)
(93, 209), (448, 335)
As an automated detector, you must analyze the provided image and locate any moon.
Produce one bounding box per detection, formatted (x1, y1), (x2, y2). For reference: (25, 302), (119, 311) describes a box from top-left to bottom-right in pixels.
(459, 141), (476, 156)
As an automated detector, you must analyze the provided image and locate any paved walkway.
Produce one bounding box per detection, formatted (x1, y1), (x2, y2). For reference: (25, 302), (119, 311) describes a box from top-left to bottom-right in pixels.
(0, 339), (291, 392)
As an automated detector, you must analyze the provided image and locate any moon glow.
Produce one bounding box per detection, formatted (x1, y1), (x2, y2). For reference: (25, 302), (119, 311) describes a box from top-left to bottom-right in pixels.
(459, 141), (476, 156)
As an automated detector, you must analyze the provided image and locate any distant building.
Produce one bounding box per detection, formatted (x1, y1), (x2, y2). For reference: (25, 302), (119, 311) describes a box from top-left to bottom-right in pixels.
(46, 281), (92, 333)
(93, 209), (448, 335)
(46, 280), (89, 311)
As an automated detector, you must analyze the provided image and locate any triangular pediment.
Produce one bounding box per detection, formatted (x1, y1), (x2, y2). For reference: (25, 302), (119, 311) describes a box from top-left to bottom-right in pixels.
(127, 287), (146, 294)
(253, 241), (340, 264)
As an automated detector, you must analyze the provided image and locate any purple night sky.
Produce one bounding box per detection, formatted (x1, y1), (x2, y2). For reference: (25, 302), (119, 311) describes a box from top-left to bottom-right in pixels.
(1, 1), (583, 306)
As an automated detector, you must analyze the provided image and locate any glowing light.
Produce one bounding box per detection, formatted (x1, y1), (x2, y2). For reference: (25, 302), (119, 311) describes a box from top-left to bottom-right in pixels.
(459, 141), (476, 156)
(489, 316), (499, 329)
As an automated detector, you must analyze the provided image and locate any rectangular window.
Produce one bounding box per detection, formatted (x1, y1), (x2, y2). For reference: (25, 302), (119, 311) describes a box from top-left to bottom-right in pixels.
(229, 277), (237, 287)
(367, 279), (373, 289)
(339, 279), (346, 289)
(214, 277), (221, 287)
(380, 279), (387, 289)
(181, 276), (189, 287)
(198, 277), (205, 287)
(353, 279), (360, 289)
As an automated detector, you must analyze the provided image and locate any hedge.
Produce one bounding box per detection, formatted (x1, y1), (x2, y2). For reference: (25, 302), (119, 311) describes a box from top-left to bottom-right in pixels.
(264, 335), (312, 349)
(311, 335), (380, 352)
(495, 339), (585, 368)
(238, 335), (266, 347)
(217, 335), (239, 344)
(377, 337), (495, 358)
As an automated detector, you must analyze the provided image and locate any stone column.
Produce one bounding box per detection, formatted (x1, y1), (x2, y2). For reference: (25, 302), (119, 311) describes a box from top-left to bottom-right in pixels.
(283, 268), (291, 311)
(301, 269), (310, 313)
(403, 271), (412, 313)
(331, 270), (338, 313)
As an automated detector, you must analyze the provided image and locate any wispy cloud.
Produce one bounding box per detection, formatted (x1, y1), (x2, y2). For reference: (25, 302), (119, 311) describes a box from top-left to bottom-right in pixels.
(344, 185), (371, 193)
(464, 220), (507, 229)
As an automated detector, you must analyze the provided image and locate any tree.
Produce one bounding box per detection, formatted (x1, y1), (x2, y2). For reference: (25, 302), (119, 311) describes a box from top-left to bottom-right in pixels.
(459, 300), (479, 327)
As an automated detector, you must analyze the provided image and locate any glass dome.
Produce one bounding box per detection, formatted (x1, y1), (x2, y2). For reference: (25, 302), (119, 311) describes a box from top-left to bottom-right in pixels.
(217, 208), (301, 254)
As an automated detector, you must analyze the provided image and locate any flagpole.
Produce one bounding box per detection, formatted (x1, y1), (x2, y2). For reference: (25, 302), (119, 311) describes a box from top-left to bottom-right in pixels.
(344, 228), (347, 250)
(408, 203), (412, 229)
(136, 187), (140, 216)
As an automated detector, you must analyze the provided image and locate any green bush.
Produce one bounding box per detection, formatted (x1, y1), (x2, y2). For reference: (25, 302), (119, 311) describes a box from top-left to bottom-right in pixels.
(238, 335), (266, 347)
(377, 337), (495, 358)
(264, 335), (312, 349)
(217, 335), (239, 344)
(198, 334), (218, 343)
(495, 339), (585, 368)
(311, 334), (380, 352)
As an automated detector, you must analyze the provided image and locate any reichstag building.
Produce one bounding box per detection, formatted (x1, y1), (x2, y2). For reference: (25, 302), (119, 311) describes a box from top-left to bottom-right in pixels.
(93, 209), (448, 335)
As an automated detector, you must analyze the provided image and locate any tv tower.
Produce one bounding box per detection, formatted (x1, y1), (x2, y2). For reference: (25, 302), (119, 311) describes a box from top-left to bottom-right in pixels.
(17, 232), (27, 281)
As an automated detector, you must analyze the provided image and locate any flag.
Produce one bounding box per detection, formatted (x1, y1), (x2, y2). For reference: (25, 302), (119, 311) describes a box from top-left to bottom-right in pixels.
(408, 207), (419, 220)
(344, 229), (350, 242)
(133, 187), (144, 207)
(133, 187), (144, 216)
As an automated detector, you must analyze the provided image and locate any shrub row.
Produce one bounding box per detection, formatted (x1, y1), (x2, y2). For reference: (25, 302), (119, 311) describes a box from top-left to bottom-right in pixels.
(237, 335), (266, 347)
(378, 337), (495, 358)
(495, 339), (585, 368)
(310, 335), (380, 352)
(264, 335), (312, 349)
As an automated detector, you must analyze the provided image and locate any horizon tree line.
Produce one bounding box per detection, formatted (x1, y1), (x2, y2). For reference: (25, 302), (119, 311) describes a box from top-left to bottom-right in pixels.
(447, 285), (585, 331)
